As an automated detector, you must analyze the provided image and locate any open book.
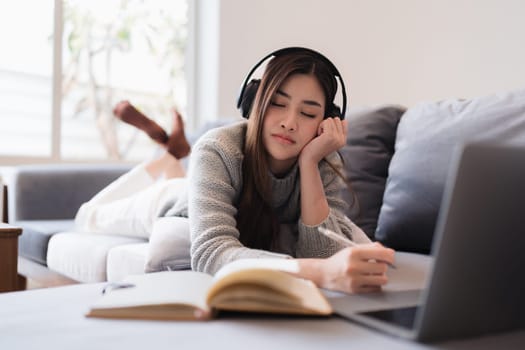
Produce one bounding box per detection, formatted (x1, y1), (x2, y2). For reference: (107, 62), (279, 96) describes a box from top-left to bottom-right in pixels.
(86, 259), (332, 320)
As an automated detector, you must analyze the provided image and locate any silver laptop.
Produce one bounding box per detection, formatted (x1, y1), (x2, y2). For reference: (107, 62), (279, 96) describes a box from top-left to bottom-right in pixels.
(335, 142), (525, 342)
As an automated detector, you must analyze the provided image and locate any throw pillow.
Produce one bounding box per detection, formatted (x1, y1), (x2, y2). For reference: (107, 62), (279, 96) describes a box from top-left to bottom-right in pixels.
(376, 88), (525, 253)
(340, 105), (406, 239)
(145, 216), (191, 272)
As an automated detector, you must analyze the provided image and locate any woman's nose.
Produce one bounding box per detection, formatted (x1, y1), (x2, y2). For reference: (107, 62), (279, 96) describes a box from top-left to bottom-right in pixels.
(280, 110), (298, 131)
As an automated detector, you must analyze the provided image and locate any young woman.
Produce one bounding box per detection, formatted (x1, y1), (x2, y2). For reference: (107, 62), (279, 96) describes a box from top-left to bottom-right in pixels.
(75, 48), (395, 295)
(187, 48), (394, 294)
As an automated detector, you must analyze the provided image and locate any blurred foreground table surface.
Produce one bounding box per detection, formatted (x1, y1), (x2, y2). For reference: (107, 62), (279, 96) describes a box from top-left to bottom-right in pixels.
(0, 252), (523, 350)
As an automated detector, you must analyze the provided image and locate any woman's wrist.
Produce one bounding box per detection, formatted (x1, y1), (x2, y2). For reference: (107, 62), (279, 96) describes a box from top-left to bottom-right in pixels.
(295, 258), (327, 288)
(298, 152), (321, 169)
(297, 158), (330, 225)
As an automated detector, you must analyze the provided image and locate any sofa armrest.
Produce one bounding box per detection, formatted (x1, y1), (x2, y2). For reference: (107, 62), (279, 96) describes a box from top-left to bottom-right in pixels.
(2, 164), (132, 222)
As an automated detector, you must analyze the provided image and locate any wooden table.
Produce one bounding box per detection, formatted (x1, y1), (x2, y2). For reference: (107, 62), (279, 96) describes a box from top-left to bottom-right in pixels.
(0, 223), (22, 292)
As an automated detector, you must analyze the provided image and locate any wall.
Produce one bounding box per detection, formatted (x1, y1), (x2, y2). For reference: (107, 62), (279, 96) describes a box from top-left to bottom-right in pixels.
(196, 0), (525, 119)
(190, 0), (220, 128)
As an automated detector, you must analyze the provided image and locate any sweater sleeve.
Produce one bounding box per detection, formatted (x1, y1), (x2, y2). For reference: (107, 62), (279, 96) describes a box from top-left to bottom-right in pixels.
(188, 127), (290, 275)
(295, 153), (371, 258)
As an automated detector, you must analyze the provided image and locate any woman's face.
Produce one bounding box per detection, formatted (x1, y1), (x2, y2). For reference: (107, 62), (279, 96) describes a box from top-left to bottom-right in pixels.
(262, 73), (325, 175)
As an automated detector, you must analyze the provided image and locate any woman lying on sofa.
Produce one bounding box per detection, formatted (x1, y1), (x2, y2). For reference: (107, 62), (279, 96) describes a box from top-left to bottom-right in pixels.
(75, 47), (395, 296)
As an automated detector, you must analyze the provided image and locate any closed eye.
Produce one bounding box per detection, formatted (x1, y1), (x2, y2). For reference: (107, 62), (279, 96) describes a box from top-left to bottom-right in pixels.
(270, 101), (286, 107)
(301, 112), (316, 118)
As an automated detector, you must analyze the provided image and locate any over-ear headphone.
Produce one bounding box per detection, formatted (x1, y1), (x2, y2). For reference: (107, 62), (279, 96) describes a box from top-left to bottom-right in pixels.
(236, 47), (347, 120)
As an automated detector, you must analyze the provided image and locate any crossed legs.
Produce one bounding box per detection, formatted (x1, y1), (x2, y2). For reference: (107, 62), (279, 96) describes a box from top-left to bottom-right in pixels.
(113, 100), (191, 160)
(75, 101), (191, 238)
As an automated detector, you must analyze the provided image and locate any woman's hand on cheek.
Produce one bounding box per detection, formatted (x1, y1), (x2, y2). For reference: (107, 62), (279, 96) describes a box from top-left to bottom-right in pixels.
(320, 242), (395, 294)
(299, 118), (348, 165)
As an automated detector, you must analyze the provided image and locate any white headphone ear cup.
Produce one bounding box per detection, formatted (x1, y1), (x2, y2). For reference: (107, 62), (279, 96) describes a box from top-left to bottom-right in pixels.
(240, 79), (260, 119)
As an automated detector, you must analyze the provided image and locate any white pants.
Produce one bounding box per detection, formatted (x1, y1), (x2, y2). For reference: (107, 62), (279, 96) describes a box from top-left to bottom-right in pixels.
(74, 164), (187, 239)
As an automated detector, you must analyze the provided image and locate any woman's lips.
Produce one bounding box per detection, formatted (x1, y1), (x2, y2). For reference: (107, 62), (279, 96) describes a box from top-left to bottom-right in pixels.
(272, 133), (295, 145)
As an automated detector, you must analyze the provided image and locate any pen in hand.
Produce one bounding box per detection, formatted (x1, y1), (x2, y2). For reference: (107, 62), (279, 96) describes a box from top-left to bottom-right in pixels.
(318, 227), (397, 269)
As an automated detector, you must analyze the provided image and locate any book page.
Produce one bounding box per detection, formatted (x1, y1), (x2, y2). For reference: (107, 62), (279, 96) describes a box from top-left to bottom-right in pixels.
(88, 271), (213, 314)
(213, 258), (300, 280)
(207, 259), (332, 315)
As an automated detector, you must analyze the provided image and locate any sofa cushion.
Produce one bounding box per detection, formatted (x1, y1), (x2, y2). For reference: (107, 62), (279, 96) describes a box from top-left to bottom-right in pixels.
(16, 219), (74, 265)
(376, 88), (525, 253)
(47, 232), (146, 282)
(106, 243), (149, 282)
(340, 105), (406, 239)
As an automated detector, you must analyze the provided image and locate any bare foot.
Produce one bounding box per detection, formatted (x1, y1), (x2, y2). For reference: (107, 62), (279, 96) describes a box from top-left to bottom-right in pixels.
(113, 100), (168, 144)
(166, 108), (191, 159)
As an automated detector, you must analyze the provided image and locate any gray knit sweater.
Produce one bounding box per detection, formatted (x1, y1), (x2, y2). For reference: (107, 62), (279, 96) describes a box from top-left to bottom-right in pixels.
(174, 120), (370, 275)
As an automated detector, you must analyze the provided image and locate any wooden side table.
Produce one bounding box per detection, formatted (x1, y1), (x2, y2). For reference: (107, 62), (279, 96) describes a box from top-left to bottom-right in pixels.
(0, 223), (22, 293)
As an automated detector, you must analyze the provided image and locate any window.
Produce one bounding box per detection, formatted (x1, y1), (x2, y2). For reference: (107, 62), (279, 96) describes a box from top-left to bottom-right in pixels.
(0, 1), (54, 158)
(0, 0), (189, 162)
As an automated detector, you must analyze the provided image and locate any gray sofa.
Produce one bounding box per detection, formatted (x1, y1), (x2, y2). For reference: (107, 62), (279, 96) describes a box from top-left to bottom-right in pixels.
(4, 87), (525, 283)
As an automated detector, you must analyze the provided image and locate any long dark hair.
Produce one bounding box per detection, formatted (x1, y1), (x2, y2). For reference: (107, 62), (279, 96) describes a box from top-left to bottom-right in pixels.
(236, 51), (341, 250)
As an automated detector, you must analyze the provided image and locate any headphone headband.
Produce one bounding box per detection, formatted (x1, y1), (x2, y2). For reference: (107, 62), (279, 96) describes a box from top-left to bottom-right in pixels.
(236, 47), (347, 120)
